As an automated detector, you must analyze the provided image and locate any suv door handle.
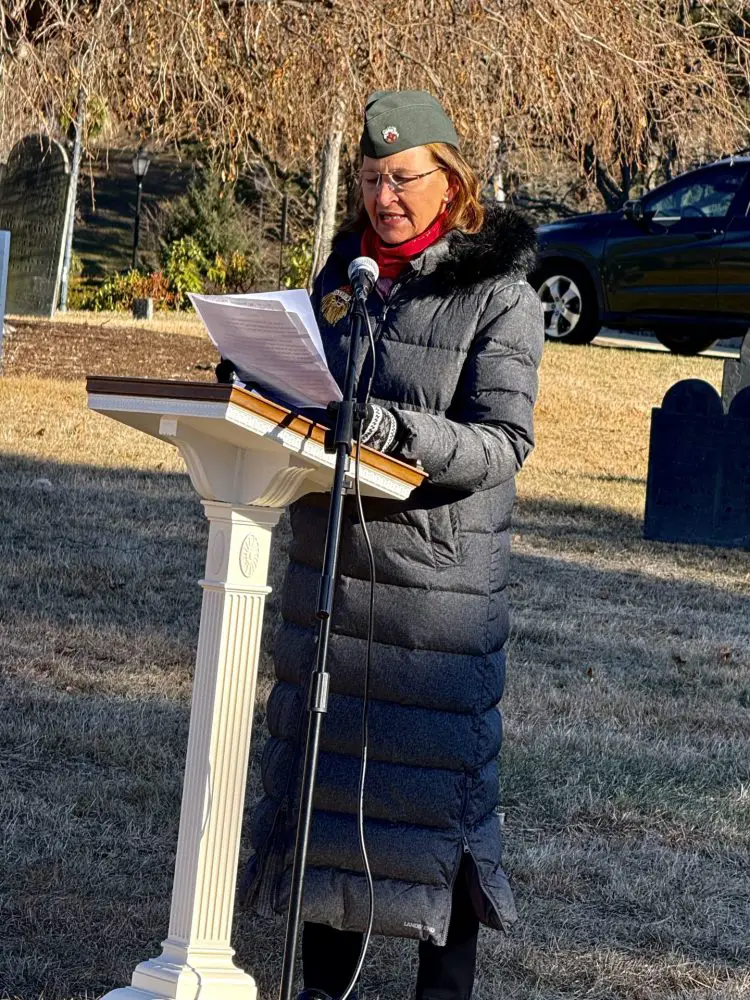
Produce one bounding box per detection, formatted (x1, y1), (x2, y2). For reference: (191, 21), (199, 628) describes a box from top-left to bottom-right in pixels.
(696, 229), (723, 239)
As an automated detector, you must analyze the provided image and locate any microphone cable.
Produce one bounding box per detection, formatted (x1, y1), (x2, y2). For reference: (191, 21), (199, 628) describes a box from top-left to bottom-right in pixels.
(339, 303), (378, 1000)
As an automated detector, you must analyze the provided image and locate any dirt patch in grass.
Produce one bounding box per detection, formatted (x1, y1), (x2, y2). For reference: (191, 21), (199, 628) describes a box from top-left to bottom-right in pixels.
(1, 317), (218, 382)
(0, 325), (749, 1000)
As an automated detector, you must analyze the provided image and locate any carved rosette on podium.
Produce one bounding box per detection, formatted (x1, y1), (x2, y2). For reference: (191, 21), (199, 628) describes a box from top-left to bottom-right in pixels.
(86, 377), (425, 1000)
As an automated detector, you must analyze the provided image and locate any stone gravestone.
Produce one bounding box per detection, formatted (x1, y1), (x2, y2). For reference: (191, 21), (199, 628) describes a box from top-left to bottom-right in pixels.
(644, 379), (750, 549)
(720, 388), (750, 546)
(0, 136), (73, 317)
(721, 334), (750, 411)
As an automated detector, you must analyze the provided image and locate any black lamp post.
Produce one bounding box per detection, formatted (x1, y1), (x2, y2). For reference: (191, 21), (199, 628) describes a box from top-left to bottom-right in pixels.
(131, 148), (151, 270)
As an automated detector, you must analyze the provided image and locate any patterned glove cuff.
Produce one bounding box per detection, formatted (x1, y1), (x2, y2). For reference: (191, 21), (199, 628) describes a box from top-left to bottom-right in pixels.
(361, 404), (398, 453)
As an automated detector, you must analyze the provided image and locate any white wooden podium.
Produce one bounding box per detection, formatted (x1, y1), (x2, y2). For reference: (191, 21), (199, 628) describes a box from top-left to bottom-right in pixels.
(86, 377), (425, 1000)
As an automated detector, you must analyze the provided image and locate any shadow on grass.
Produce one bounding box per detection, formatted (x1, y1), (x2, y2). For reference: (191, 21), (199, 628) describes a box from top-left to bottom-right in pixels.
(1, 459), (748, 998)
(0, 454), (290, 998)
(0, 453), (287, 652)
(515, 492), (750, 569)
(515, 493), (644, 539)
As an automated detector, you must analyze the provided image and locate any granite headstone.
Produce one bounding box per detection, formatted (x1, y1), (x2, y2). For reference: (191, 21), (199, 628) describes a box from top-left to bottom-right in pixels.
(0, 136), (73, 317)
(645, 379), (750, 549)
(721, 334), (750, 411)
(720, 388), (750, 546)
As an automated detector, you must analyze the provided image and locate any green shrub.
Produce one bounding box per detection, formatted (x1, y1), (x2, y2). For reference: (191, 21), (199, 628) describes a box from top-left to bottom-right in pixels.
(157, 167), (277, 295)
(74, 235), (261, 314)
(65, 252), (90, 309)
(160, 169), (261, 261)
(92, 272), (141, 311)
(85, 269), (177, 312)
(67, 284), (93, 310)
(163, 236), (207, 306)
(205, 249), (258, 294)
(69, 252), (84, 280)
(282, 232), (314, 290)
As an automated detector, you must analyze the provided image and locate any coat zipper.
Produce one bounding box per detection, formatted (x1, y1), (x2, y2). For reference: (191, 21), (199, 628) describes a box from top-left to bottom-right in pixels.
(450, 773), (471, 894)
(458, 771), (512, 933)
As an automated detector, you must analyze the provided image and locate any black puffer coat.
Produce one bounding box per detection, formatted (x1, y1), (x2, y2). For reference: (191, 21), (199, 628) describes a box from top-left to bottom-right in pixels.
(245, 204), (544, 946)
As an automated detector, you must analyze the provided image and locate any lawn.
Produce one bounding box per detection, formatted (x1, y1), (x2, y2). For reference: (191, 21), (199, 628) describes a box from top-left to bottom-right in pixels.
(0, 321), (748, 1000)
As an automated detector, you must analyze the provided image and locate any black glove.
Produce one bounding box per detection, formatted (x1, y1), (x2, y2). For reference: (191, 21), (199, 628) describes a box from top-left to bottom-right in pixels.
(360, 403), (399, 453)
(215, 357), (237, 384)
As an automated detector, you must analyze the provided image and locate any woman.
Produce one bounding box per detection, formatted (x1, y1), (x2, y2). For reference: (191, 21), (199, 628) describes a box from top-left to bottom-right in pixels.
(243, 91), (544, 1000)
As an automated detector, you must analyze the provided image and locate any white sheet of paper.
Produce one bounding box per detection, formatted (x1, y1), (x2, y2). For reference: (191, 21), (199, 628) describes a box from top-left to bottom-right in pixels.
(230, 289), (327, 361)
(189, 290), (341, 409)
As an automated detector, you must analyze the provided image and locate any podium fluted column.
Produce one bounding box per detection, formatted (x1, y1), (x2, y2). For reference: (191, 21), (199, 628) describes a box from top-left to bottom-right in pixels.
(105, 501), (281, 1000)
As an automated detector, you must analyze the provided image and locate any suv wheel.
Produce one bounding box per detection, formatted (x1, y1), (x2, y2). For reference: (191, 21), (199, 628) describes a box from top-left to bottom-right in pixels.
(533, 263), (601, 345)
(653, 329), (718, 356)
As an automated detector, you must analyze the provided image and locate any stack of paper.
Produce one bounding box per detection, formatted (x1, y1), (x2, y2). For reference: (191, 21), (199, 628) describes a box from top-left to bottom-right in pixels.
(189, 289), (342, 410)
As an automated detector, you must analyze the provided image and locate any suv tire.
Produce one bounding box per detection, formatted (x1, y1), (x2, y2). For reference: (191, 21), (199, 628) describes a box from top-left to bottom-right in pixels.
(532, 262), (601, 345)
(653, 329), (718, 356)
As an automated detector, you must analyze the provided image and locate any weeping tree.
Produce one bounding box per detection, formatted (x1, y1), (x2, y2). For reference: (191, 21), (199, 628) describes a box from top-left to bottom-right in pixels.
(2, 0), (750, 269)
(180, 0), (750, 207)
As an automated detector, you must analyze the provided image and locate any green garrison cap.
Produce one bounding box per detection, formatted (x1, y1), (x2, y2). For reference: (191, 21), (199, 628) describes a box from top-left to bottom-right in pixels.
(360, 90), (460, 158)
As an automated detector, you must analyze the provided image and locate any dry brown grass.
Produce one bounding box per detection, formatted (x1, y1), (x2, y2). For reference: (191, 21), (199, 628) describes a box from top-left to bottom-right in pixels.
(0, 332), (748, 1000)
(8, 311), (207, 339)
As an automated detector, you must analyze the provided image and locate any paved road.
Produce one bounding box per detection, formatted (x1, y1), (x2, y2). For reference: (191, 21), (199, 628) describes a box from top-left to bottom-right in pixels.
(592, 329), (743, 360)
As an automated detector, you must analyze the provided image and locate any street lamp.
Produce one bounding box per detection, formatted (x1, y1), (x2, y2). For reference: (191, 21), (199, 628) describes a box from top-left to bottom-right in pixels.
(131, 147), (151, 270)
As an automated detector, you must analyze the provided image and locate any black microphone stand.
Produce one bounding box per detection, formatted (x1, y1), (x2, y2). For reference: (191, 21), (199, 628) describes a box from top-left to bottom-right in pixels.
(279, 285), (371, 1000)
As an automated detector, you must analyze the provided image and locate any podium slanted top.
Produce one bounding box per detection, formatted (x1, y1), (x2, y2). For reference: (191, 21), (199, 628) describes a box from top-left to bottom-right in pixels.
(86, 376), (426, 506)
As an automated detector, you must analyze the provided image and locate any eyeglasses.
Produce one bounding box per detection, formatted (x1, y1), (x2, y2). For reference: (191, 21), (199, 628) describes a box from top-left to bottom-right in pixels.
(358, 167), (444, 193)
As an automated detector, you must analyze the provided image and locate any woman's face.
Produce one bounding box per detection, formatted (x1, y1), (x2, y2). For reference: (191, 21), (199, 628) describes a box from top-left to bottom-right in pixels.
(361, 145), (458, 244)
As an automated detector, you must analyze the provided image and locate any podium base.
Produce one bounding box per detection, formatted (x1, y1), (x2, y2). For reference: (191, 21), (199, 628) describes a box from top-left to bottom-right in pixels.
(103, 943), (257, 1000)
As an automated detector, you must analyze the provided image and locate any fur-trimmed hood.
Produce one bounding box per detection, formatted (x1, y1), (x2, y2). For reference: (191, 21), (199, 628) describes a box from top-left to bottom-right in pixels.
(432, 203), (537, 288)
(332, 202), (537, 291)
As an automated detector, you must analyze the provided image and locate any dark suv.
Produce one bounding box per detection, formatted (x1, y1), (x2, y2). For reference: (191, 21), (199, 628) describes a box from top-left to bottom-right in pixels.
(532, 157), (750, 354)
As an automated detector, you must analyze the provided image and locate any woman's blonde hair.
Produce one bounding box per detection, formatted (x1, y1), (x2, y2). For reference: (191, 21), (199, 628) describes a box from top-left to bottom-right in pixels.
(425, 142), (484, 235)
(340, 142), (485, 236)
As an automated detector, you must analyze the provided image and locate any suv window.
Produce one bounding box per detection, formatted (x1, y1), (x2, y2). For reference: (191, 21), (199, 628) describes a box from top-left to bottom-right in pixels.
(643, 166), (747, 222)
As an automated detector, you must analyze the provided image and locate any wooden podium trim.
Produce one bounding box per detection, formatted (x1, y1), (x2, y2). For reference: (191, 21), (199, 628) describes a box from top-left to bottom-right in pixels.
(86, 375), (427, 488)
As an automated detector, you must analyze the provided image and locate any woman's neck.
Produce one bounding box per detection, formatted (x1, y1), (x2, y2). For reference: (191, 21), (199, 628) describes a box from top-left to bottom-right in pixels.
(361, 212), (451, 280)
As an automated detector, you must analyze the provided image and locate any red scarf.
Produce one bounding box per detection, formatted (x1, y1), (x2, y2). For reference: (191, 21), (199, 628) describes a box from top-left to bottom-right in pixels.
(360, 212), (451, 280)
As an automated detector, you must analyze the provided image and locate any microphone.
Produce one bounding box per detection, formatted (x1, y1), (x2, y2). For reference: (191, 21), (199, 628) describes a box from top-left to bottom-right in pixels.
(348, 256), (379, 300)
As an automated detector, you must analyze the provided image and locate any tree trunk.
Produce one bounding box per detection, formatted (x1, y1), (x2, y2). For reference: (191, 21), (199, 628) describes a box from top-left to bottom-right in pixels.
(58, 86), (86, 312)
(583, 143), (629, 211)
(309, 127), (343, 290)
(491, 169), (506, 203)
(341, 144), (361, 217)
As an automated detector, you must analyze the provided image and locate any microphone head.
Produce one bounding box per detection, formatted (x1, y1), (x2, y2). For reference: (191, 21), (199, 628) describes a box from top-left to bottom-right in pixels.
(348, 256), (379, 286)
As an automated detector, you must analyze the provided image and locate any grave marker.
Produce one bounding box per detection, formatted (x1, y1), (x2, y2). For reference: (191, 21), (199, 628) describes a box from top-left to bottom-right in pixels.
(720, 389), (750, 547)
(0, 136), (73, 317)
(721, 334), (750, 411)
(645, 379), (750, 549)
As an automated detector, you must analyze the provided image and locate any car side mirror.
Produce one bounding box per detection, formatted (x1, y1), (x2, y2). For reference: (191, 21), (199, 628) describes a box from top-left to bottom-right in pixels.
(623, 199), (645, 223)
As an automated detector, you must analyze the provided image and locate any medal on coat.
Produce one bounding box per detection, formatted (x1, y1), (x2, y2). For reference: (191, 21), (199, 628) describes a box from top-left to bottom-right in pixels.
(320, 285), (353, 326)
